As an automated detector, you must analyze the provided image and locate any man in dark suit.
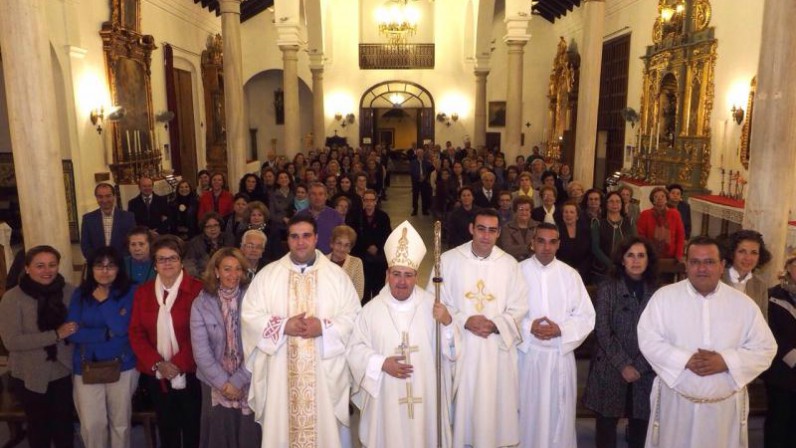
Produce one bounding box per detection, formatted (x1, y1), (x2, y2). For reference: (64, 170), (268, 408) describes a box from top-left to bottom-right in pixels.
(127, 176), (169, 234)
(408, 148), (433, 216)
(473, 171), (500, 209)
(81, 183), (136, 259)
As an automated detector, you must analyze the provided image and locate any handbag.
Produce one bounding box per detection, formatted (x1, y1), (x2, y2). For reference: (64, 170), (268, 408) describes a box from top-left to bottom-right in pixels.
(82, 357), (121, 384)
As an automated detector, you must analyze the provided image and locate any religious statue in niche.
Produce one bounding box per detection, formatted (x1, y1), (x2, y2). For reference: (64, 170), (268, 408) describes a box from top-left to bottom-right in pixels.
(661, 91), (677, 147)
(274, 89), (285, 125)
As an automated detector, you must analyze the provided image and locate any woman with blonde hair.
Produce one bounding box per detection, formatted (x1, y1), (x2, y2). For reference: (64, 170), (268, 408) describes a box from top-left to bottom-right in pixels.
(191, 248), (260, 448)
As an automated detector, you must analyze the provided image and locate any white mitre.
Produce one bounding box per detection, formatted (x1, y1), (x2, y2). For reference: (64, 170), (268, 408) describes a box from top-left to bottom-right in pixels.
(385, 220), (427, 270)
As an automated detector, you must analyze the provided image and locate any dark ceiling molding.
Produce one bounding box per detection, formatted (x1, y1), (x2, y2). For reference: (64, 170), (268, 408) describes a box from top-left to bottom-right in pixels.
(193, 0), (273, 22)
(533, 0), (582, 23)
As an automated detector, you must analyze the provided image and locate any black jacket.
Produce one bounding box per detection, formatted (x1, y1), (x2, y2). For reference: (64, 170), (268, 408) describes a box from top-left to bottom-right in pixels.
(128, 193), (169, 233)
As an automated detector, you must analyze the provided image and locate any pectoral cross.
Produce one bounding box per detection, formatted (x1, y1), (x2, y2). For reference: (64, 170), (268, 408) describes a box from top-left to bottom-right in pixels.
(465, 279), (495, 313)
(395, 332), (422, 419)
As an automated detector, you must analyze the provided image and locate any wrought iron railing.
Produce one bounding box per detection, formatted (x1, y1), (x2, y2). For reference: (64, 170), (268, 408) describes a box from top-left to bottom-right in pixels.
(359, 44), (435, 70)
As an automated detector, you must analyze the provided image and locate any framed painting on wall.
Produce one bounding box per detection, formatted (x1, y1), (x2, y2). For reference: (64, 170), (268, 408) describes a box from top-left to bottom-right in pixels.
(488, 101), (506, 127)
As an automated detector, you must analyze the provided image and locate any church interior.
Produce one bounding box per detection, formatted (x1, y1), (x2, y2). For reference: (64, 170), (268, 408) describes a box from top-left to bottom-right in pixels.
(0, 0), (793, 280)
(0, 0), (794, 445)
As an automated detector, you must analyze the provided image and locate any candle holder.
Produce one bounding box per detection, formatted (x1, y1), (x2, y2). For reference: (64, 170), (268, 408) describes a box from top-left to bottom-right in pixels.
(719, 168), (727, 197)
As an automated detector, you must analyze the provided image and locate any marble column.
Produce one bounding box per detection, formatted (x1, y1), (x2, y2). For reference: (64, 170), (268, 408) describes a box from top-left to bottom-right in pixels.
(0, 0), (73, 272)
(281, 45), (301, 158)
(473, 69), (489, 149)
(573, 0), (605, 188)
(310, 64), (325, 152)
(743, 1), (796, 285)
(220, 0), (246, 192)
(504, 40), (527, 162)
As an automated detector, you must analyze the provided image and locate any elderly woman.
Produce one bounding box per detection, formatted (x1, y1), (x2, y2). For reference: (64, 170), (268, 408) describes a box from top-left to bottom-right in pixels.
(328, 225), (365, 301)
(223, 193), (250, 238)
(557, 200), (593, 283)
(636, 186), (685, 261)
(583, 236), (659, 448)
(191, 248), (261, 448)
(185, 212), (235, 278)
(198, 173), (234, 220)
(68, 247), (137, 448)
(763, 252), (796, 446)
(722, 229), (772, 318)
(125, 226), (155, 286)
(169, 180), (199, 241)
(567, 180), (585, 208)
(618, 185), (640, 226)
(0, 246), (77, 448)
(582, 188), (604, 223)
(498, 195), (538, 262)
(129, 235), (204, 448)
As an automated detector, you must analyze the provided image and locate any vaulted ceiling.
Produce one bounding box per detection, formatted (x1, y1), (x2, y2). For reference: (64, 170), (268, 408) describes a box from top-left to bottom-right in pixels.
(533, 0), (582, 23)
(193, 0), (273, 22)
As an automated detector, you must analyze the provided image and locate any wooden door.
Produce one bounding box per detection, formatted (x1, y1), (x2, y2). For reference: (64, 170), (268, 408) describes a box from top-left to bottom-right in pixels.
(597, 34), (631, 186)
(172, 68), (197, 185)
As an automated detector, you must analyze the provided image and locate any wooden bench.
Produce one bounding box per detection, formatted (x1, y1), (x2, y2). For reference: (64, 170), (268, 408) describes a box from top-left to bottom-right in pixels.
(0, 373), (158, 448)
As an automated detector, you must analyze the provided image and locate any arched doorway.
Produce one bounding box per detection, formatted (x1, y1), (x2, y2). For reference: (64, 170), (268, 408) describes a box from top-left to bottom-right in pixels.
(359, 81), (434, 151)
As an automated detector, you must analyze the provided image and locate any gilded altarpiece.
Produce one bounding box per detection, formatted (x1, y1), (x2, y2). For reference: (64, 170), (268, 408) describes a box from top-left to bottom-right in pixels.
(545, 37), (580, 167)
(100, 0), (162, 184)
(201, 35), (228, 177)
(629, 0), (716, 191)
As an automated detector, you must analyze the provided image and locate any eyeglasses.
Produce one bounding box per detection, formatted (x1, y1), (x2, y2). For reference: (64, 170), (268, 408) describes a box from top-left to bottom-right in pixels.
(93, 264), (118, 272)
(155, 255), (181, 265)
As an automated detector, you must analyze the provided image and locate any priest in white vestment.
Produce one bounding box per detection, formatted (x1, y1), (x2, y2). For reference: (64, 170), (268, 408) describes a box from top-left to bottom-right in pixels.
(429, 209), (529, 447)
(241, 215), (361, 448)
(518, 222), (595, 447)
(637, 236), (776, 448)
(348, 220), (459, 447)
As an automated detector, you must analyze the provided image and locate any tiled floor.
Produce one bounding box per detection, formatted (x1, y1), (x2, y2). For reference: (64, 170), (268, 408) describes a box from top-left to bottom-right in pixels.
(0, 175), (765, 447)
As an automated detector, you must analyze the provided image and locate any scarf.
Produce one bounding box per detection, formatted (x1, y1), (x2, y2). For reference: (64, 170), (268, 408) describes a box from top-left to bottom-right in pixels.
(293, 197), (309, 211)
(19, 273), (67, 361)
(213, 285), (250, 413)
(155, 271), (186, 389)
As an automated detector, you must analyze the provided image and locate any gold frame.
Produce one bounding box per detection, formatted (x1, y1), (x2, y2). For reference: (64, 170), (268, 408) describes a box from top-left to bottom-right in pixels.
(545, 36), (580, 165)
(739, 77), (756, 170)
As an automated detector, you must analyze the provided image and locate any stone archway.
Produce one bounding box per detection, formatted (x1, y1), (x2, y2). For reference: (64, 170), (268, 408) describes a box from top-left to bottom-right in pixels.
(359, 81), (435, 150)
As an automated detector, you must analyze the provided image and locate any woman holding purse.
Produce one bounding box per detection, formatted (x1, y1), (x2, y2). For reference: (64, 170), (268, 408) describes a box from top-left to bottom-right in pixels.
(68, 246), (138, 448)
(129, 235), (203, 448)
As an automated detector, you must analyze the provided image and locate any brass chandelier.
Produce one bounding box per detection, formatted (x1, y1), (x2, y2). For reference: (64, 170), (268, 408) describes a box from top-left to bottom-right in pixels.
(376, 0), (420, 45)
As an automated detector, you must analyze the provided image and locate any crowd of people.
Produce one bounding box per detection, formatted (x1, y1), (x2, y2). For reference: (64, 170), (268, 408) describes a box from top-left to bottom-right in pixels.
(0, 141), (792, 448)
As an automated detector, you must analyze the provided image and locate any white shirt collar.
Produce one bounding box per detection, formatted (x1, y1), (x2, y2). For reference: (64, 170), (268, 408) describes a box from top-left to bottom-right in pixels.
(728, 266), (752, 286)
(686, 278), (721, 299)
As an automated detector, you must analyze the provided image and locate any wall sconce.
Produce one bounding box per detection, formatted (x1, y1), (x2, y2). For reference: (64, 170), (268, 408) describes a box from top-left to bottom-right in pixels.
(334, 113), (343, 121)
(156, 110), (175, 130)
(90, 106), (125, 134)
(731, 105), (745, 125)
(340, 113), (355, 128)
(437, 112), (458, 127)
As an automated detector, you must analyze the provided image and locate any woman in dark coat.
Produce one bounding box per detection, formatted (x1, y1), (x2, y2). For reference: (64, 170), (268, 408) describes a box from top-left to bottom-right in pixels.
(762, 252), (796, 447)
(582, 236), (659, 448)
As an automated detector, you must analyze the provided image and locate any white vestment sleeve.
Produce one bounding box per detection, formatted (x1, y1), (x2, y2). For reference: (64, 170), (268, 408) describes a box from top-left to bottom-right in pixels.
(557, 270), (595, 355)
(637, 295), (694, 388)
(493, 262), (529, 350)
(320, 272), (361, 359)
(718, 309), (777, 389)
(347, 305), (384, 405)
(441, 323), (461, 361)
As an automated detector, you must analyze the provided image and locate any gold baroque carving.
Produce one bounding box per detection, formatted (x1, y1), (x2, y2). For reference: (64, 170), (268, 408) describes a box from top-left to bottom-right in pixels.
(632, 0), (716, 191)
(545, 37), (580, 167)
(693, 0), (712, 32)
(101, 0), (161, 184)
(739, 77), (756, 170)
